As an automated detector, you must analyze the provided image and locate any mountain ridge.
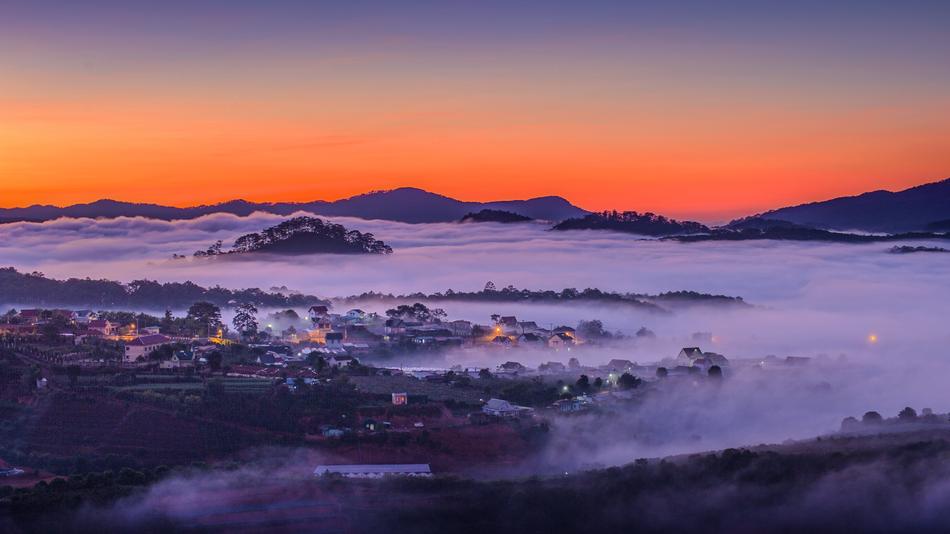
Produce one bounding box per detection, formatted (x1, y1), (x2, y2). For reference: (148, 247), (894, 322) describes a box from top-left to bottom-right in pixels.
(0, 187), (588, 225)
(757, 178), (950, 232)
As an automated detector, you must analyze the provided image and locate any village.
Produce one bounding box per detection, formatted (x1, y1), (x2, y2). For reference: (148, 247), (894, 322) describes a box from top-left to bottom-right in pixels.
(0, 301), (819, 486)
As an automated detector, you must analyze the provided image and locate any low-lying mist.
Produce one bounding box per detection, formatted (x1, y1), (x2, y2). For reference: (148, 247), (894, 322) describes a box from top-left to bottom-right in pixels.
(3, 212), (950, 476)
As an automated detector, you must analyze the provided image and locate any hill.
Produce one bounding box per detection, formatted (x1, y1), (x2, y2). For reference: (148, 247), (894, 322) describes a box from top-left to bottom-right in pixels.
(459, 209), (534, 223)
(196, 216), (392, 256)
(0, 188), (588, 225)
(758, 178), (950, 232)
(552, 210), (709, 236)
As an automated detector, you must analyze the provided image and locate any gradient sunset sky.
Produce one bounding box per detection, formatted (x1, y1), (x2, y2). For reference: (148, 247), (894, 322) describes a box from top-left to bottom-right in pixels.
(2, 1), (949, 220)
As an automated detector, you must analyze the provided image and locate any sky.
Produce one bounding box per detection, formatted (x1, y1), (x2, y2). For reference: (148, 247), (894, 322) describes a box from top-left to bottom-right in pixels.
(2, 0), (949, 220)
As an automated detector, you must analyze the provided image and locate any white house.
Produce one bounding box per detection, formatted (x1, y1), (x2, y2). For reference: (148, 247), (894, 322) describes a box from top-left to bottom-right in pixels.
(482, 398), (533, 418)
(160, 350), (195, 369)
(124, 334), (173, 363)
(327, 354), (356, 368)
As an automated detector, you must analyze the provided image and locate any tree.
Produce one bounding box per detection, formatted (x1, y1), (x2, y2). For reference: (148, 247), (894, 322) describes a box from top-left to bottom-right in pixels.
(618, 372), (641, 390)
(635, 327), (656, 338)
(593, 376), (604, 389)
(386, 303), (446, 323)
(186, 301), (222, 337)
(862, 411), (883, 424)
(898, 407), (918, 421)
(479, 368), (492, 380)
(577, 320), (611, 340)
(656, 367), (668, 378)
(66, 365), (81, 386)
(575, 374), (590, 392)
(708, 365), (723, 379)
(484, 281), (497, 292)
(207, 351), (222, 372)
(232, 302), (259, 339)
(161, 309), (176, 335)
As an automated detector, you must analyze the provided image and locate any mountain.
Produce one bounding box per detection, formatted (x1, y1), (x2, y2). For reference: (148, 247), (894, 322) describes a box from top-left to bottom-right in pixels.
(758, 178), (950, 232)
(0, 188), (588, 225)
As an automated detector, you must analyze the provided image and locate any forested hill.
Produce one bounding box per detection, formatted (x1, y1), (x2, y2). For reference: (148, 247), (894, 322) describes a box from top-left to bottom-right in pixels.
(552, 211), (710, 236)
(0, 267), (329, 308)
(193, 216), (392, 257)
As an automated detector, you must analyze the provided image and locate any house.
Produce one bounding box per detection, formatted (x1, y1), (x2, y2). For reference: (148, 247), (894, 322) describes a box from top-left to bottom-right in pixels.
(345, 325), (382, 345)
(553, 326), (576, 337)
(74, 310), (98, 323)
(604, 359), (635, 372)
(124, 334), (173, 363)
(345, 309), (366, 321)
(308, 305), (330, 323)
(491, 335), (512, 346)
(497, 361), (526, 373)
(446, 319), (473, 337)
(327, 354), (357, 368)
(385, 318), (406, 335)
(18, 309), (42, 325)
(518, 321), (541, 333)
(676, 347), (703, 364)
(482, 398), (533, 418)
(160, 350), (195, 369)
(548, 332), (575, 349)
(313, 464), (432, 478)
(538, 361), (566, 373)
(553, 395), (594, 413)
(702, 352), (729, 367)
(325, 332), (344, 348)
(141, 326), (161, 335)
(256, 352), (281, 366)
(392, 392), (408, 406)
(88, 319), (116, 336)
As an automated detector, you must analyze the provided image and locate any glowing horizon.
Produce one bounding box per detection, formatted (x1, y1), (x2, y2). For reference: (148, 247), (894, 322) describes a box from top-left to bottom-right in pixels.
(2, 1), (949, 221)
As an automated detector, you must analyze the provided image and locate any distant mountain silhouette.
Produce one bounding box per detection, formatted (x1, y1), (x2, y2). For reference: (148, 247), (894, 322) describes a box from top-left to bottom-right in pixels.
(758, 178), (950, 232)
(0, 187), (588, 224)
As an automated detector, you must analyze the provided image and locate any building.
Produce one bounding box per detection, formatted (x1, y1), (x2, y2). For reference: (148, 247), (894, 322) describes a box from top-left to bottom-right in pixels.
(482, 398), (533, 418)
(345, 309), (366, 321)
(538, 361), (566, 373)
(308, 305), (330, 323)
(74, 310), (98, 324)
(676, 347), (704, 365)
(124, 334), (173, 363)
(497, 361), (526, 373)
(313, 464), (432, 478)
(548, 332), (575, 349)
(327, 354), (356, 368)
(160, 350), (195, 369)
(88, 319), (116, 336)
(392, 392), (408, 406)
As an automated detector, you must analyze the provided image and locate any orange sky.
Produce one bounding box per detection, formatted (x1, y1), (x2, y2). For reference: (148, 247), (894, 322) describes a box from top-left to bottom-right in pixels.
(2, 2), (949, 221)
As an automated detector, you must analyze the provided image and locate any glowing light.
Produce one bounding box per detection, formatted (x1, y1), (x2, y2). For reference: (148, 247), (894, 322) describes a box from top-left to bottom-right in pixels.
(868, 333), (879, 344)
